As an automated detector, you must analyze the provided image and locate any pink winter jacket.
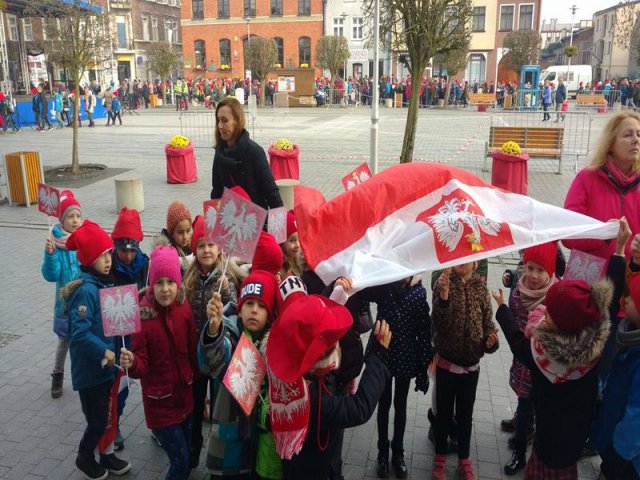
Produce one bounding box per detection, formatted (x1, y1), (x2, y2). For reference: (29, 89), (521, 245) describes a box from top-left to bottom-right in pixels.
(563, 166), (640, 259)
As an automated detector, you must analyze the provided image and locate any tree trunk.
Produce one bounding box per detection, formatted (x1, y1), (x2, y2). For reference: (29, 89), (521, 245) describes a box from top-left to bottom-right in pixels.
(260, 79), (266, 107)
(443, 81), (452, 108)
(400, 79), (423, 163)
(71, 73), (81, 175)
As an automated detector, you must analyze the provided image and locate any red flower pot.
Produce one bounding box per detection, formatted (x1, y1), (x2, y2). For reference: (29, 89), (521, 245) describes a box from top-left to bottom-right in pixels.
(165, 143), (197, 184)
(268, 145), (300, 181)
(491, 151), (529, 195)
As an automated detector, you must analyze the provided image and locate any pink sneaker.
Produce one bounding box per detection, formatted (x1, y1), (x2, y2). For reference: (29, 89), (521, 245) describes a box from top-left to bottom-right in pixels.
(432, 454), (447, 480)
(458, 458), (476, 480)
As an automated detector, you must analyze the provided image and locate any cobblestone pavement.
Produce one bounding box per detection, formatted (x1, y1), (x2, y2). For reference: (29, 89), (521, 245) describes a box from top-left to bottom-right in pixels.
(0, 105), (608, 479)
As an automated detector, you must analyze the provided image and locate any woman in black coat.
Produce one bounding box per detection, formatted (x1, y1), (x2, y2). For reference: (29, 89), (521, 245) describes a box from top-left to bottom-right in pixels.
(211, 97), (283, 210)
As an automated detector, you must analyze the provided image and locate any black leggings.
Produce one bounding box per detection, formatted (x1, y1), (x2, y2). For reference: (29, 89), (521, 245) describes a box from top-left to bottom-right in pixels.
(377, 376), (411, 453)
(78, 380), (113, 459)
(435, 366), (479, 459)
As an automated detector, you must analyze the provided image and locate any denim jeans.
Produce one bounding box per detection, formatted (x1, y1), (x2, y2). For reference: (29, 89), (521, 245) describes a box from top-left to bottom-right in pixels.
(152, 416), (193, 480)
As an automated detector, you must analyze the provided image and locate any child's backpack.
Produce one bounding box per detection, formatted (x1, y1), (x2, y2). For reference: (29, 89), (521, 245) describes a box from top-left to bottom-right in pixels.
(112, 97), (121, 112)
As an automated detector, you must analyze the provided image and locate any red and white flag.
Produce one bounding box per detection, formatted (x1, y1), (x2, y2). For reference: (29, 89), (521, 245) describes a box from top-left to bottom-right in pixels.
(342, 162), (372, 191)
(295, 163), (619, 294)
(38, 183), (60, 218)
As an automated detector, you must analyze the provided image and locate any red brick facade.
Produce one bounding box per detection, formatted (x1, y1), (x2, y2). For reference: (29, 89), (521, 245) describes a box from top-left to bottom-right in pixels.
(180, 0), (324, 79)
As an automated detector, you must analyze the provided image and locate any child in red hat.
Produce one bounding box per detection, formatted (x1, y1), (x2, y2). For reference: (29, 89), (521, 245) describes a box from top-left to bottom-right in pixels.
(280, 210), (303, 278)
(41, 189), (82, 398)
(200, 270), (281, 478)
(159, 201), (193, 273)
(61, 220), (132, 480)
(493, 220), (631, 480)
(265, 281), (393, 480)
(119, 246), (198, 480)
(182, 215), (240, 469)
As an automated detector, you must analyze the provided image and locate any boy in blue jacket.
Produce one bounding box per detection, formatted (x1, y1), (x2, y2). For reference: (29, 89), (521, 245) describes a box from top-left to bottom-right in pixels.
(41, 190), (82, 398)
(62, 220), (131, 480)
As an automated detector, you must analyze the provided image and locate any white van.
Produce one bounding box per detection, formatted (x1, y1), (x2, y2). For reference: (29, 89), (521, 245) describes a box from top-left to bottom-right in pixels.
(540, 65), (593, 98)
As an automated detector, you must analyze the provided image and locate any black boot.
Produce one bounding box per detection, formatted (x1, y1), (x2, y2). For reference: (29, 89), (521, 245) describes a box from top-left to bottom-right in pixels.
(377, 440), (390, 479)
(500, 416), (516, 433)
(189, 441), (202, 469)
(504, 451), (526, 475)
(51, 371), (64, 399)
(391, 450), (408, 479)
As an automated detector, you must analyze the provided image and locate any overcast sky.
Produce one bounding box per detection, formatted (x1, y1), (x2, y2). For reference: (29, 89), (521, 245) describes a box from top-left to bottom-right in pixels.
(541, 0), (609, 23)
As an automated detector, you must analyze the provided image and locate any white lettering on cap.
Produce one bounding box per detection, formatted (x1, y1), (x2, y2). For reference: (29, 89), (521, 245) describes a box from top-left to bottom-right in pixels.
(279, 276), (307, 301)
(241, 282), (263, 299)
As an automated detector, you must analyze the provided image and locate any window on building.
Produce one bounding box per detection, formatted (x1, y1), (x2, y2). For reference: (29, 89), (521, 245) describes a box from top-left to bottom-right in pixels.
(333, 17), (344, 36)
(298, 36), (310, 65)
(142, 15), (149, 41)
(271, 0), (282, 15)
(244, 0), (256, 17)
(218, 0), (230, 18)
(22, 18), (33, 41)
(518, 4), (533, 30)
(298, 0), (311, 16)
(117, 16), (128, 48)
(7, 15), (17, 41)
(151, 17), (158, 41)
(499, 5), (514, 31)
(164, 19), (171, 42)
(472, 6), (485, 32)
(466, 53), (486, 83)
(219, 39), (231, 66)
(194, 39), (206, 69)
(172, 21), (179, 43)
(274, 37), (284, 66)
(192, 0), (203, 19)
(352, 17), (363, 40)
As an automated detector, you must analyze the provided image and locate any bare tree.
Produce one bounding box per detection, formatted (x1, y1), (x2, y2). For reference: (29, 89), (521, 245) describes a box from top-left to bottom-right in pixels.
(315, 35), (350, 87)
(147, 42), (180, 104)
(363, 0), (473, 163)
(614, 1), (640, 50)
(503, 29), (541, 81)
(433, 42), (470, 107)
(28, 0), (113, 174)
(245, 37), (277, 107)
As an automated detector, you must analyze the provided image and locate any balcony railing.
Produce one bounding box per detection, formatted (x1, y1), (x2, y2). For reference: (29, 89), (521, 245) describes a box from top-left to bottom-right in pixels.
(110, 0), (132, 10)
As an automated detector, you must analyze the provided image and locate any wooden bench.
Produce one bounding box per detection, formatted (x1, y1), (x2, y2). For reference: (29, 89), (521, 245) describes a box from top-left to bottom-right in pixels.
(576, 94), (607, 107)
(468, 93), (495, 105)
(483, 126), (565, 174)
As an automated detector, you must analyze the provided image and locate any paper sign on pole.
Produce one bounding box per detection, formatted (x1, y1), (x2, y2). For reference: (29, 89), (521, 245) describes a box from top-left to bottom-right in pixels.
(341, 162), (373, 191)
(38, 183), (61, 217)
(268, 207), (288, 244)
(223, 332), (267, 416)
(100, 284), (141, 337)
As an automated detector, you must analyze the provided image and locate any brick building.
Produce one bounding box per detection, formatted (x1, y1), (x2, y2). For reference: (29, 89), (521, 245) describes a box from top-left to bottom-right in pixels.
(180, 0), (324, 79)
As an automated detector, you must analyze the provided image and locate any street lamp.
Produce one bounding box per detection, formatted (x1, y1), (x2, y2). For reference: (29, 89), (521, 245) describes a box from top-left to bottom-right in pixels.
(568, 5), (577, 66)
(340, 12), (348, 105)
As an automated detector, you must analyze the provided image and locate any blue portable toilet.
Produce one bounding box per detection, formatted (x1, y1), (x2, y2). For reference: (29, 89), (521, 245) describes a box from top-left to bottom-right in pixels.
(519, 65), (541, 110)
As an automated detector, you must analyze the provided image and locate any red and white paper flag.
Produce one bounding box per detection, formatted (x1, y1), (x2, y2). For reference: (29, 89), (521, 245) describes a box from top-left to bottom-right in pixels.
(203, 199), (221, 244)
(223, 332), (267, 416)
(100, 284), (141, 337)
(564, 250), (607, 284)
(38, 183), (60, 218)
(294, 163), (619, 296)
(210, 187), (267, 261)
(341, 162), (372, 191)
(268, 207), (288, 244)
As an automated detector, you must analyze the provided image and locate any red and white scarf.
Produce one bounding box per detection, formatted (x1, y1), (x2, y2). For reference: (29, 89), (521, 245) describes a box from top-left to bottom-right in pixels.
(530, 336), (597, 384)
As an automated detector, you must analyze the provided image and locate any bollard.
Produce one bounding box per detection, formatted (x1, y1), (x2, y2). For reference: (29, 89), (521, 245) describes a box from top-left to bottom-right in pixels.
(275, 178), (300, 210)
(115, 176), (145, 213)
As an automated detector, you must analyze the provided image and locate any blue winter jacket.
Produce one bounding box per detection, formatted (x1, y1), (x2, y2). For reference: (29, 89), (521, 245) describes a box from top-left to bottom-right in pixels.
(41, 225), (81, 336)
(64, 271), (117, 391)
(591, 342), (640, 477)
(542, 85), (552, 105)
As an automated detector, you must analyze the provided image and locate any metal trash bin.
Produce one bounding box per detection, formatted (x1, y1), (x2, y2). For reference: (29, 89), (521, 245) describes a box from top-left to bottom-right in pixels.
(4, 151), (43, 206)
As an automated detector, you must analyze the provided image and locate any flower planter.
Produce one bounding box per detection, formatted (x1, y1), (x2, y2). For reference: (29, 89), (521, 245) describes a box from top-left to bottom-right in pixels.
(491, 151), (529, 195)
(165, 143), (197, 184)
(268, 145), (300, 181)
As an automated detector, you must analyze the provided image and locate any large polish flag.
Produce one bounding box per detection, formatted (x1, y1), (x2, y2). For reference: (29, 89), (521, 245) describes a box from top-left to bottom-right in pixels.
(294, 163), (619, 292)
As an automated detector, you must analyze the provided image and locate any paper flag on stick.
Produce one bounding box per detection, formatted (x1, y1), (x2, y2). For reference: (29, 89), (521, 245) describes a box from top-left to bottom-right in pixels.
(268, 207), (288, 244)
(100, 284), (141, 337)
(341, 162), (372, 191)
(204, 199), (222, 244)
(564, 250), (607, 284)
(223, 332), (267, 416)
(38, 183), (61, 217)
(210, 187), (267, 261)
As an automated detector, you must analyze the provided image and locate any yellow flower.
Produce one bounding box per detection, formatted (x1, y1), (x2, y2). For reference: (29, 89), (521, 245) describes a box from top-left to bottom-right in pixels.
(272, 138), (294, 151)
(169, 135), (190, 148)
(501, 141), (521, 155)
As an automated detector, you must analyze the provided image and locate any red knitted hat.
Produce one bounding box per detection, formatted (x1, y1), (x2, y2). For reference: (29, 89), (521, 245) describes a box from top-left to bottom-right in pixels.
(546, 280), (601, 334)
(112, 207), (143, 243)
(166, 201), (192, 236)
(66, 220), (114, 267)
(252, 232), (283, 275)
(267, 294), (352, 382)
(238, 270), (278, 322)
(276, 275), (308, 315)
(190, 215), (205, 252)
(286, 210), (297, 239)
(522, 242), (557, 277)
(59, 190), (82, 223)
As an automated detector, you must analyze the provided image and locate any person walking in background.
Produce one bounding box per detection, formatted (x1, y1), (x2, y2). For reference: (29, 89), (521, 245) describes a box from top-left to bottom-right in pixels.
(554, 79), (567, 122)
(542, 80), (552, 121)
(0, 89), (19, 132)
(102, 87), (114, 126)
(53, 88), (64, 129)
(84, 87), (95, 127)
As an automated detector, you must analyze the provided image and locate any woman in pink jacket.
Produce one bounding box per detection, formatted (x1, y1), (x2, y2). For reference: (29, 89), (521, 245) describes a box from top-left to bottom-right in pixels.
(564, 111), (640, 260)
